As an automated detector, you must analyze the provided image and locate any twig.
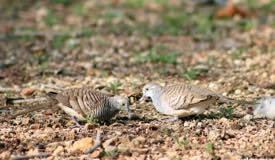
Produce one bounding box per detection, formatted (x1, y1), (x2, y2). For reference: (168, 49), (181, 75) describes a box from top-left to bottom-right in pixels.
(85, 130), (102, 154)
(10, 152), (51, 160)
(7, 97), (48, 104)
(0, 86), (20, 93)
(0, 104), (55, 123)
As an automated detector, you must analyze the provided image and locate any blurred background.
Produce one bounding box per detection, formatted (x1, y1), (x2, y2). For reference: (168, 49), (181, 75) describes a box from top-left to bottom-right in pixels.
(0, 0), (274, 89)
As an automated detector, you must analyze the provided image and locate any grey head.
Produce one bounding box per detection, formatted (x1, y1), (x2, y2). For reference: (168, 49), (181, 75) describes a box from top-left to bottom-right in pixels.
(253, 97), (275, 119)
(110, 96), (133, 118)
(140, 83), (162, 102)
(110, 96), (129, 111)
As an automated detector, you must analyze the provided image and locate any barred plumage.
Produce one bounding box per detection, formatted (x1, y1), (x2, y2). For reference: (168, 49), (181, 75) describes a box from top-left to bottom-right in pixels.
(48, 87), (130, 122)
(141, 83), (232, 118)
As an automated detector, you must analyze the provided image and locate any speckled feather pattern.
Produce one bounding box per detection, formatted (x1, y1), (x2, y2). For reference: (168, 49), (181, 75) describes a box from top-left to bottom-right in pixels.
(160, 84), (220, 110)
(54, 87), (119, 121)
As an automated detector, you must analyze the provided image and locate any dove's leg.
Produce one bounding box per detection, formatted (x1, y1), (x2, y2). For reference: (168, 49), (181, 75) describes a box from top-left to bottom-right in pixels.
(159, 110), (196, 122)
(69, 116), (84, 128)
(58, 103), (86, 128)
(58, 103), (86, 121)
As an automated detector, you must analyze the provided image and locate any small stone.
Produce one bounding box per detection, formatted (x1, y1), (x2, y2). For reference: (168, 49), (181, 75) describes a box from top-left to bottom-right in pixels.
(68, 137), (94, 153)
(90, 150), (101, 158)
(53, 146), (64, 156)
(20, 88), (35, 96)
(21, 117), (30, 125)
(0, 151), (10, 160)
(102, 137), (117, 152)
(234, 89), (242, 95)
(30, 123), (40, 129)
(132, 136), (146, 146)
(242, 114), (253, 121)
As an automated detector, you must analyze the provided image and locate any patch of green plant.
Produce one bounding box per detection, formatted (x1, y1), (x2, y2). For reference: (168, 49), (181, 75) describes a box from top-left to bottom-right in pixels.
(174, 136), (189, 147)
(72, 3), (87, 16)
(85, 115), (101, 124)
(109, 81), (123, 93)
(160, 127), (171, 136)
(44, 9), (61, 27)
(81, 28), (93, 37)
(100, 148), (120, 158)
(192, 14), (214, 36)
(49, 0), (71, 5)
(34, 53), (50, 65)
(231, 48), (246, 60)
(122, 0), (146, 8)
(219, 106), (234, 119)
(205, 143), (214, 154)
(207, 106), (234, 119)
(245, 0), (259, 9)
(52, 34), (70, 49)
(103, 10), (124, 23)
(135, 47), (178, 64)
(182, 67), (208, 80)
(260, 1), (275, 12)
(238, 19), (257, 31)
(207, 55), (216, 66)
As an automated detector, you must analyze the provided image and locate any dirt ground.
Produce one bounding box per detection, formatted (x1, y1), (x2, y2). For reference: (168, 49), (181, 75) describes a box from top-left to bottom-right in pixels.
(0, 0), (274, 159)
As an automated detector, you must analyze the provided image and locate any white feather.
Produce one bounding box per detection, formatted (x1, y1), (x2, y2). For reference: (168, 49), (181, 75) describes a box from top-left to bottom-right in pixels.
(253, 97), (275, 120)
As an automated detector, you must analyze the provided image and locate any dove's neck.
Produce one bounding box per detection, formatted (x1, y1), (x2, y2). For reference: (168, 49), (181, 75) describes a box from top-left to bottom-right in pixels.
(150, 91), (162, 108)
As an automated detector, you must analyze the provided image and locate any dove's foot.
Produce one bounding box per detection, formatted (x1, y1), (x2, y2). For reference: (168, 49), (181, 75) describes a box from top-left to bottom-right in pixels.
(69, 116), (84, 129)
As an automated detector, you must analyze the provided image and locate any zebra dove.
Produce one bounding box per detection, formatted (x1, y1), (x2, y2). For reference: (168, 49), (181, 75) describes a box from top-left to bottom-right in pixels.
(47, 87), (131, 122)
(140, 82), (235, 120)
(253, 97), (275, 120)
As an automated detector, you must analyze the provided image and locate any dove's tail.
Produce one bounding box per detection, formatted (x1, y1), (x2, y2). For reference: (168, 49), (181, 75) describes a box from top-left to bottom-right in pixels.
(218, 95), (255, 106)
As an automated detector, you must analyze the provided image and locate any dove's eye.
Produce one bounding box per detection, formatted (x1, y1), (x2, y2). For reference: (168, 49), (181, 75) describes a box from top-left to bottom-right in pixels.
(145, 88), (149, 91)
(122, 103), (125, 106)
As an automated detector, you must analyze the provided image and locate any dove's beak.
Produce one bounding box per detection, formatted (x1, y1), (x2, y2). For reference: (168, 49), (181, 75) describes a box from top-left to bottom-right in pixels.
(139, 95), (146, 102)
(139, 95), (151, 103)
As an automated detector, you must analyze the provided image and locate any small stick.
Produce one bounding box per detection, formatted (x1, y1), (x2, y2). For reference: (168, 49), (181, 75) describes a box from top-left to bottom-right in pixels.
(85, 130), (102, 154)
(10, 152), (51, 160)
(0, 103), (56, 123)
(7, 97), (48, 104)
(0, 86), (20, 93)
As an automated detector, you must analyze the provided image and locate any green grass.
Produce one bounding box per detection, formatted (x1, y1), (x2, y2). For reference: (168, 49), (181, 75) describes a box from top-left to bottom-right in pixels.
(134, 46), (178, 64)
(44, 9), (62, 27)
(160, 127), (172, 136)
(103, 10), (124, 23)
(85, 115), (101, 124)
(72, 3), (87, 16)
(182, 67), (208, 80)
(122, 0), (146, 8)
(52, 34), (70, 49)
(231, 48), (246, 60)
(174, 136), (189, 147)
(100, 148), (120, 158)
(49, 0), (71, 5)
(205, 143), (214, 154)
(219, 106), (234, 119)
(207, 106), (234, 119)
(238, 19), (257, 31)
(109, 81), (123, 93)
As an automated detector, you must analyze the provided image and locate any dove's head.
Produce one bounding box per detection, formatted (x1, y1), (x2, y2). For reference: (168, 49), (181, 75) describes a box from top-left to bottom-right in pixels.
(112, 96), (130, 111)
(140, 83), (162, 102)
